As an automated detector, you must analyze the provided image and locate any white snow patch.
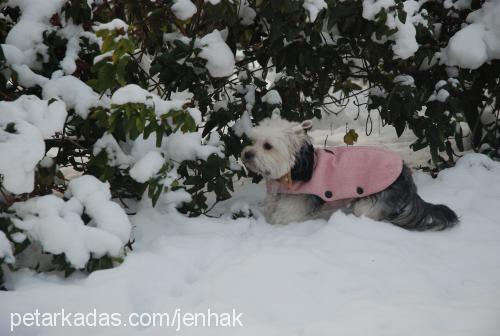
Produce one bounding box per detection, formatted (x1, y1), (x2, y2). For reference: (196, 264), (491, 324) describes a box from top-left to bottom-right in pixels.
(94, 18), (129, 32)
(93, 133), (133, 168)
(68, 175), (131, 244)
(0, 231), (15, 264)
(196, 30), (235, 77)
(11, 194), (124, 269)
(238, 0), (256, 26)
(171, 0), (197, 21)
(111, 84), (186, 117)
(163, 131), (224, 163)
(441, 1), (500, 69)
(5, 0), (65, 68)
(262, 89), (282, 105)
(42, 75), (105, 119)
(393, 74), (415, 86)
(363, 0), (423, 59)
(0, 96), (66, 194)
(129, 151), (165, 183)
(233, 110), (253, 137)
(303, 0), (327, 22)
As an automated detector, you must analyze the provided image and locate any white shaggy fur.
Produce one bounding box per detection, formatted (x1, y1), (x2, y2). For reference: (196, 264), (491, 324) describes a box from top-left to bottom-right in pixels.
(241, 118), (325, 224)
(242, 118), (310, 180)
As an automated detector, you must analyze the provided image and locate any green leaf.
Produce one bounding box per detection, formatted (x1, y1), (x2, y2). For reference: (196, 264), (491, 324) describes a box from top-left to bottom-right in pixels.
(397, 6), (407, 24)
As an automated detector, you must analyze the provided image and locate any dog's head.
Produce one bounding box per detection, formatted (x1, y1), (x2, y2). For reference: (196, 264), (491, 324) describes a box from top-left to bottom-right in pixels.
(241, 117), (314, 181)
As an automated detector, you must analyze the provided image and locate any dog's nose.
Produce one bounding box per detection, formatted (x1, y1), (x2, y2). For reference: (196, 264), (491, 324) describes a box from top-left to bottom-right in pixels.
(244, 150), (255, 160)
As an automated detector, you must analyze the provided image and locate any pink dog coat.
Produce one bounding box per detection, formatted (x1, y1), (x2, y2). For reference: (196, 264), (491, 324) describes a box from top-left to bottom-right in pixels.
(270, 146), (403, 205)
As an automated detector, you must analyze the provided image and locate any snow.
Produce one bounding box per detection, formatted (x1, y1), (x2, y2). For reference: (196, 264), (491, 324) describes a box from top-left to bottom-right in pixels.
(129, 151), (165, 183)
(164, 29), (235, 77)
(2, 152), (500, 334)
(442, 25), (489, 69)
(0, 231), (14, 264)
(0, 96), (66, 194)
(0, 119), (44, 194)
(10, 232), (27, 244)
(1, 43), (24, 64)
(428, 89), (450, 103)
(238, 0), (256, 26)
(111, 84), (186, 117)
(93, 133), (133, 169)
(441, 1), (500, 69)
(244, 85), (255, 112)
(171, 0), (197, 21)
(156, 189), (192, 211)
(261, 89), (282, 105)
(427, 80), (451, 102)
(362, 0), (395, 20)
(444, 0), (472, 10)
(5, 0), (65, 68)
(163, 132), (224, 163)
(196, 30), (235, 78)
(232, 110), (253, 137)
(60, 35), (81, 75)
(187, 107), (202, 125)
(111, 84), (153, 106)
(94, 18), (129, 33)
(42, 75), (105, 119)
(11, 194), (124, 269)
(68, 175), (131, 245)
(363, 0), (424, 59)
(393, 74), (415, 86)
(303, 0), (327, 22)
(1, 43), (49, 87)
(11, 64), (49, 87)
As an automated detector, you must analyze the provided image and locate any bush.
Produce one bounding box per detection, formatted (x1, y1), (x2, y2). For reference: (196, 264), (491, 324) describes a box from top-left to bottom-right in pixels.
(0, 0), (498, 286)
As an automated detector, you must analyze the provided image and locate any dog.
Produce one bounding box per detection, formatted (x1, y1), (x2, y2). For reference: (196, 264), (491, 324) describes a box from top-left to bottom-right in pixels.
(241, 117), (458, 230)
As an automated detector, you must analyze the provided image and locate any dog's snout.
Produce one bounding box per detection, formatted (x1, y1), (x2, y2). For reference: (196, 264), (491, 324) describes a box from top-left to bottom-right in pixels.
(244, 150), (255, 160)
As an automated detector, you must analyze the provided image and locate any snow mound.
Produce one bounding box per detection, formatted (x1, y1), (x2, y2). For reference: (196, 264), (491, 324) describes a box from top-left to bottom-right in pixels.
(196, 30), (235, 77)
(93, 133), (133, 168)
(303, 0), (327, 22)
(129, 151), (165, 183)
(0, 231), (15, 264)
(94, 18), (129, 33)
(163, 131), (224, 162)
(68, 175), (132, 245)
(42, 75), (106, 119)
(0, 96), (66, 194)
(171, 0), (197, 21)
(11, 194), (123, 269)
(261, 90), (282, 105)
(5, 0), (65, 68)
(363, 0), (426, 59)
(111, 84), (187, 117)
(441, 0), (500, 69)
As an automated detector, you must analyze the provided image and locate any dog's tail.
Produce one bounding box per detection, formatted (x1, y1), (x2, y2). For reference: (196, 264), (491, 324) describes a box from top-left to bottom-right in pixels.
(390, 194), (459, 231)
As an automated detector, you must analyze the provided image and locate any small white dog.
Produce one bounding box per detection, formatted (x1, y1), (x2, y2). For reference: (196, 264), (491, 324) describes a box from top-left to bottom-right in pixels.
(241, 117), (458, 230)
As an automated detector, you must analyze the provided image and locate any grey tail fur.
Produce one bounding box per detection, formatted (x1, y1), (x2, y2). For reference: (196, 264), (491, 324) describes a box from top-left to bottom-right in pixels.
(382, 165), (459, 231)
(388, 195), (459, 231)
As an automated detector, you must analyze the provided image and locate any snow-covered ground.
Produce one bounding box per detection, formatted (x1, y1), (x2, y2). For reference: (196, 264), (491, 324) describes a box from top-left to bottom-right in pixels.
(2, 111), (500, 335)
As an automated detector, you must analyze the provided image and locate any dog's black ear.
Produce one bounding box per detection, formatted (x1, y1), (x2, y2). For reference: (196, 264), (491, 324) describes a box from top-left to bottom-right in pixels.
(291, 142), (315, 181)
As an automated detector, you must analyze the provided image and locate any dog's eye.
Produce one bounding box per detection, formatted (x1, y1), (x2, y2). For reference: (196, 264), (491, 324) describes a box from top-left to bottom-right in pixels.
(263, 142), (272, 150)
